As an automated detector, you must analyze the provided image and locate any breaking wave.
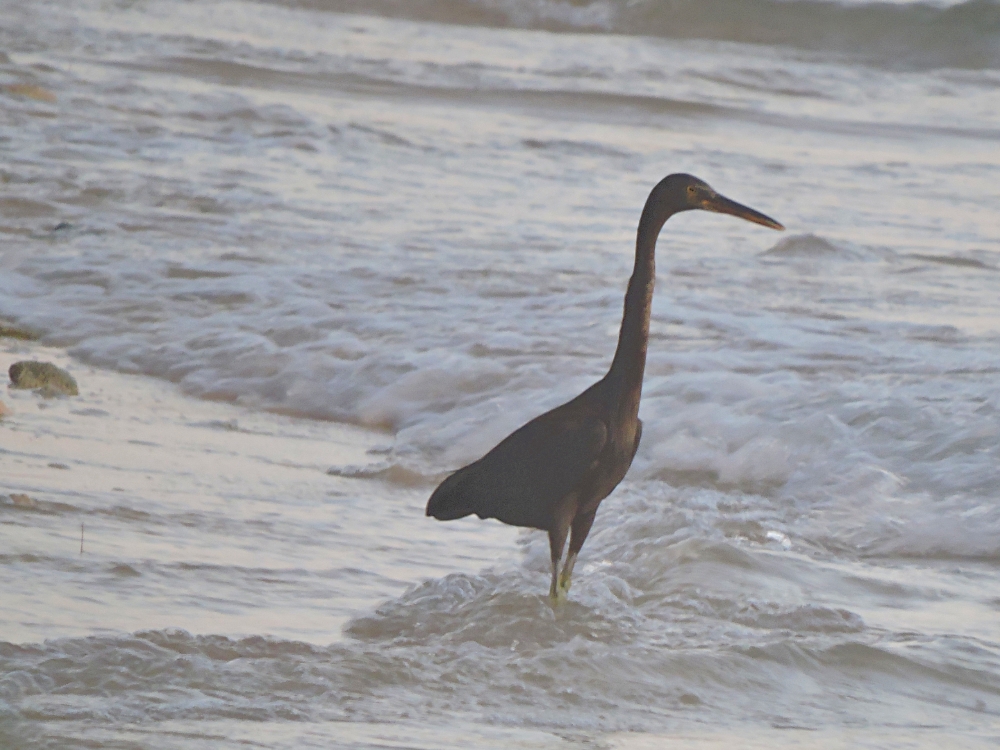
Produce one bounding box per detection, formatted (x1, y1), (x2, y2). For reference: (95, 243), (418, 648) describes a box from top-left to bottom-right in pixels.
(282, 0), (1000, 69)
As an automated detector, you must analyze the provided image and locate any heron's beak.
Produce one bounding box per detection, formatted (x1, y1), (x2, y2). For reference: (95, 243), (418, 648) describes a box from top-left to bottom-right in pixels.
(701, 192), (784, 231)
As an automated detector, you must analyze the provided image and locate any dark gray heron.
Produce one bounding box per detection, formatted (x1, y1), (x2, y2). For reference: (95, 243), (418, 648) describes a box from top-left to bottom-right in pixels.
(426, 174), (784, 602)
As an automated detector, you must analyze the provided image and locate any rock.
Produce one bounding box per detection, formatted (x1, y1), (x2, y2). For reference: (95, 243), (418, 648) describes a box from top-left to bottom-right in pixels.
(0, 323), (37, 341)
(9, 493), (37, 508)
(9, 361), (79, 396)
(1, 83), (57, 103)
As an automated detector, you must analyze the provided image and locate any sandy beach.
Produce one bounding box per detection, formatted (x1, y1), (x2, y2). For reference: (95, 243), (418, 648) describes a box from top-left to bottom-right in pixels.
(0, 339), (522, 645)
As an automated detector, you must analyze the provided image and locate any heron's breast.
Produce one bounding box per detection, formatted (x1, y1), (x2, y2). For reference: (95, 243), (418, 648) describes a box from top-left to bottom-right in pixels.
(580, 426), (639, 511)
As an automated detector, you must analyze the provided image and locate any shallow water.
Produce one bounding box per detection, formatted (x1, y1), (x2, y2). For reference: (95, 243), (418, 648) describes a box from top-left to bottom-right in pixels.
(2, 0), (1000, 747)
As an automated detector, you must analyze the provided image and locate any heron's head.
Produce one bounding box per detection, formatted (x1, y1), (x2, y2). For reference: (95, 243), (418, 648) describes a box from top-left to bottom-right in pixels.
(652, 173), (784, 231)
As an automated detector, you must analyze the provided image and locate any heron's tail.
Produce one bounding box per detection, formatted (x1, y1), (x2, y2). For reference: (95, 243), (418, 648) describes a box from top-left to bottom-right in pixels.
(425, 467), (476, 521)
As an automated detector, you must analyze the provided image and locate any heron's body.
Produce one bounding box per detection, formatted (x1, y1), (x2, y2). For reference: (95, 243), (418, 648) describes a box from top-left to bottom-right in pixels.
(426, 174), (783, 602)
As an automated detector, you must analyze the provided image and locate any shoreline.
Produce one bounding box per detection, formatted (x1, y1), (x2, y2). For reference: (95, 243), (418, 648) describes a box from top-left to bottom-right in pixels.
(0, 339), (523, 645)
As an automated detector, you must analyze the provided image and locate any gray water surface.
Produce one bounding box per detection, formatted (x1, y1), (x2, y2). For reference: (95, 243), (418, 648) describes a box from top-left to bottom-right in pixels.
(2, 0), (1000, 747)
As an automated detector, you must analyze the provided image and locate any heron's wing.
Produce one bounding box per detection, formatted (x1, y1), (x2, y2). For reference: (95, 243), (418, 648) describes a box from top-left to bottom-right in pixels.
(426, 410), (608, 531)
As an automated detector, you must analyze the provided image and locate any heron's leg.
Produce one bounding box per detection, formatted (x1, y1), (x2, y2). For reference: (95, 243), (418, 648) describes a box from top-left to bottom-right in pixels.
(559, 509), (596, 595)
(558, 552), (577, 596)
(547, 523), (569, 605)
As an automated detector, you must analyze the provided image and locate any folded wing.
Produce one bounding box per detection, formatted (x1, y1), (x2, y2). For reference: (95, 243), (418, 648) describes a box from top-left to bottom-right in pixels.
(426, 410), (608, 531)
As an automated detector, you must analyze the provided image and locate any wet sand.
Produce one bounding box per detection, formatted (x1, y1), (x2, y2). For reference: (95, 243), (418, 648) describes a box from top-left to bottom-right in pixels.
(0, 340), (519, 645)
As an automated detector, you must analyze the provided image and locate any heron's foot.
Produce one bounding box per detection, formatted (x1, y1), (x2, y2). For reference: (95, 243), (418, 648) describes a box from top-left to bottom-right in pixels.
(557, 569), (572, 597)
(548, 581), (567, 606)
(556, 551), (576, 599)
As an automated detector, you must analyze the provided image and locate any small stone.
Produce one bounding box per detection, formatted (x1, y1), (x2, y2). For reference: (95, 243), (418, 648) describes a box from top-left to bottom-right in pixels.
(0, 323), (37, 341)
(2, 83), (57, 103)
(9, 493), (37, 508)
(9, 361), (78, 396)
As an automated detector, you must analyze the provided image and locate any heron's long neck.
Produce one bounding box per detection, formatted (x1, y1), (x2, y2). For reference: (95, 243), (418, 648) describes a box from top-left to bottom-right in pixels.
(606, 210), (665, 415)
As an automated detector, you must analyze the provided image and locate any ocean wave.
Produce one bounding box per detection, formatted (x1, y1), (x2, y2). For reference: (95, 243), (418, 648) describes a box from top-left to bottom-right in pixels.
(760, 233), (858, 259)
(281, 0), (1000, 69)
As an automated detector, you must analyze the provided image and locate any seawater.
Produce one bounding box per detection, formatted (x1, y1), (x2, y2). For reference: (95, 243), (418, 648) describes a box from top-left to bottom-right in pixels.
(1, 0), (1000, 747)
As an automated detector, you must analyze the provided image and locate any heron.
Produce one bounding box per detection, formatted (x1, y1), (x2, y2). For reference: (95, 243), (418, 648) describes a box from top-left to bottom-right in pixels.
(426, 173), (784, 603)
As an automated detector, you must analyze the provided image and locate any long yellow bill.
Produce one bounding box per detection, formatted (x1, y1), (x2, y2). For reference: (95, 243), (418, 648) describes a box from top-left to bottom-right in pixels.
(703, 193), (784, 231)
